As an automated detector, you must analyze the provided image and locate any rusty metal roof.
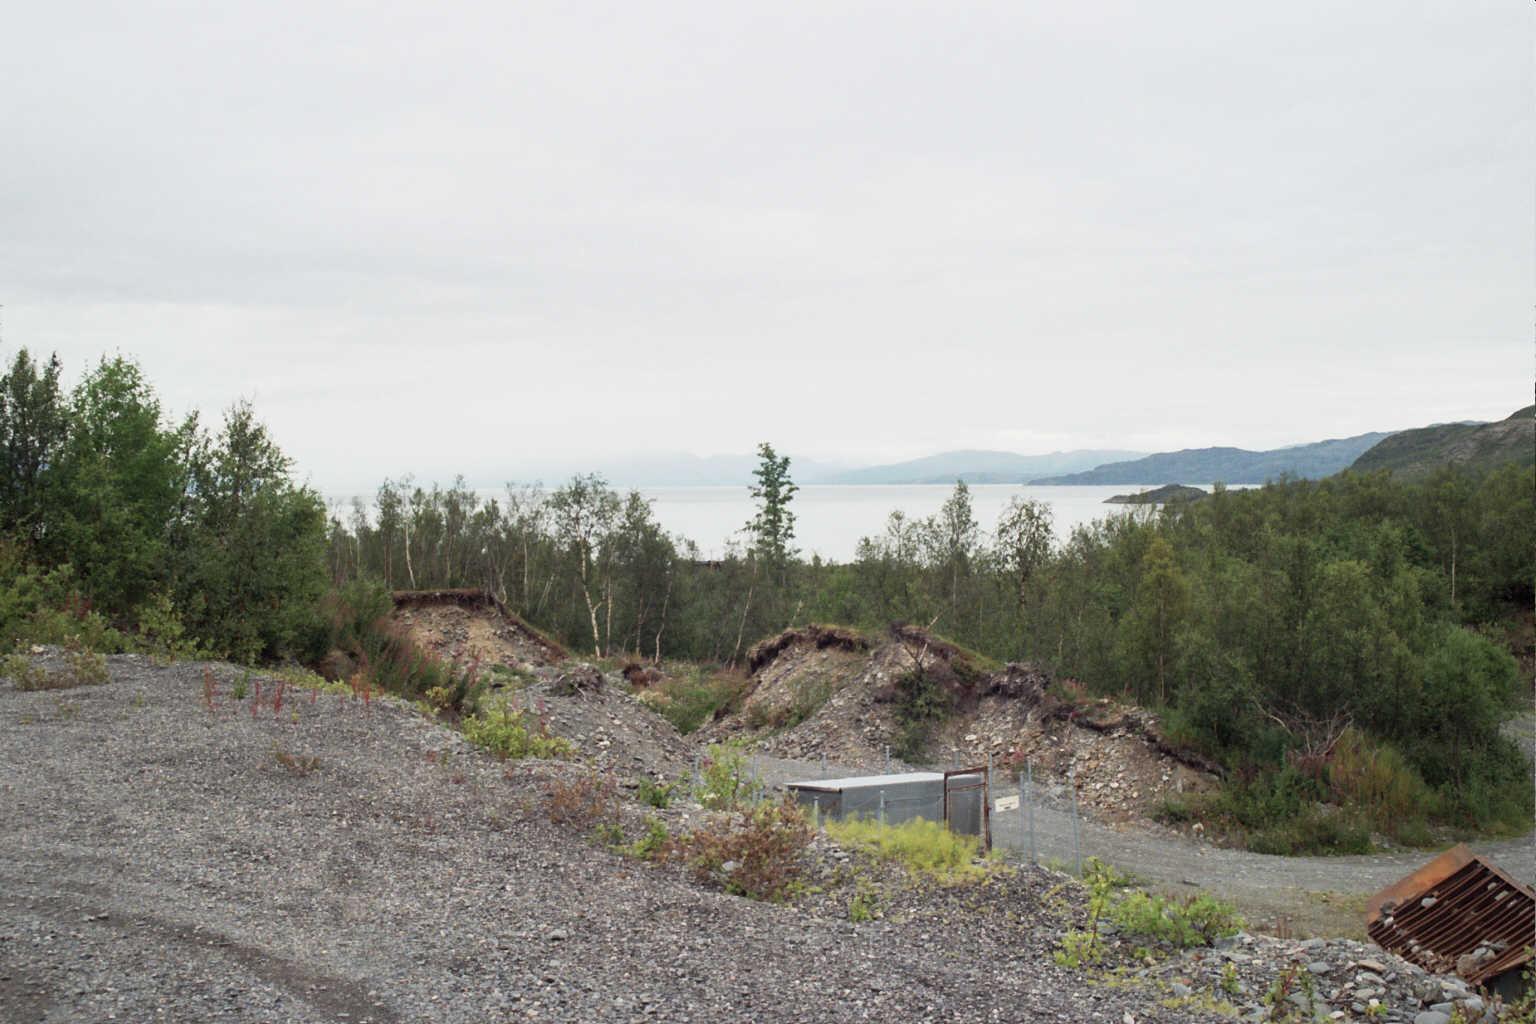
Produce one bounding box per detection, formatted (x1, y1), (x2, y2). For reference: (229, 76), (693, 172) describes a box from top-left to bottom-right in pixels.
(1366, 844), (1535, 987)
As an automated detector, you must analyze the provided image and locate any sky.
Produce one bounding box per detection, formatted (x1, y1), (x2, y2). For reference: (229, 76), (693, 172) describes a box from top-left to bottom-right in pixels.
(3, 1), (1531, 491)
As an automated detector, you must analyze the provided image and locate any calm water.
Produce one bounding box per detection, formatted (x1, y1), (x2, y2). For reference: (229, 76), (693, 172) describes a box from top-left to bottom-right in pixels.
(330, 483), (1250, 563)
(640, 484), (1223, 562)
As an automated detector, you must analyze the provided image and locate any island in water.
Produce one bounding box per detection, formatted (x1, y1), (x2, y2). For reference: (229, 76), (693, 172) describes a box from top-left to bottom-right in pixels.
(1105, 483), (1208, 504)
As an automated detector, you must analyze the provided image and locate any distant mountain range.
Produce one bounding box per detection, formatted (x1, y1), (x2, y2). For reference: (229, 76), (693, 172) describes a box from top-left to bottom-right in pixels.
(495, 452), (851, 488)
(1030, 433), (1393, 485)
(464, 406), (1530, 491)
(813, 450), (1146, 485)
(1349, 406), (1534, 479)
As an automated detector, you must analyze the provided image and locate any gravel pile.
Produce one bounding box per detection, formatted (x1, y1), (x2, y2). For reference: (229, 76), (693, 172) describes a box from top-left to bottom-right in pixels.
(1149, 933), (1512, 1023)
(514, 663), (694, 778)
(3, 653), (1234, 1024)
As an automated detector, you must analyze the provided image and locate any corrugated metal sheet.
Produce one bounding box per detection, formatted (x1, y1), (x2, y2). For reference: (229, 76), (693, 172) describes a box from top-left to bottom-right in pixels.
(1366, 844), (1535, 987)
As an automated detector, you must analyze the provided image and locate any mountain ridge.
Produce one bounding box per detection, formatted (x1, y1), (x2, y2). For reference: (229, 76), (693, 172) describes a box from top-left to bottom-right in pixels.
(1031, 433), (1393, 485)
(1348, 407), (1533, 478)
(814, 449), (1146, 485)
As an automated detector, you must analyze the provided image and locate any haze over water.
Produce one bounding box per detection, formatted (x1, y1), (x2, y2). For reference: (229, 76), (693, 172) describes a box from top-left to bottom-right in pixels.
(640, 484), (1246, 562)
(329, 483), (1256, 563)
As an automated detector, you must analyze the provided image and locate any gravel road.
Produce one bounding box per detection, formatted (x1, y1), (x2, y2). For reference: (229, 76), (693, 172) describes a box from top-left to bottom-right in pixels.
(0, 655), (1228, 1024)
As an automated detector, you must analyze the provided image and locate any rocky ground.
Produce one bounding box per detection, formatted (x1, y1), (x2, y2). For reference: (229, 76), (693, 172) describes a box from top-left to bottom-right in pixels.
(0, 652), (1225, 1024)
(1147, 933), (1509, 1023)
(4, 651), (1526, 1023)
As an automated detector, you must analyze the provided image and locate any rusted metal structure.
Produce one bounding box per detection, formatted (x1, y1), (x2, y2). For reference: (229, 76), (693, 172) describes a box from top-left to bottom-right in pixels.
(942, 765), (992, 850)
(1366, 844), (1535, 989)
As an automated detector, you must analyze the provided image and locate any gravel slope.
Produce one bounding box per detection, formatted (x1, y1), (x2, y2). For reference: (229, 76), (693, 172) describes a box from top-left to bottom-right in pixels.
(1, 655), (1226, 1024)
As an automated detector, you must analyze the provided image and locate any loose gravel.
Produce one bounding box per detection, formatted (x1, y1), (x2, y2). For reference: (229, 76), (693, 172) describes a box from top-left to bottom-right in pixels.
(1, 654), (1237, 1024)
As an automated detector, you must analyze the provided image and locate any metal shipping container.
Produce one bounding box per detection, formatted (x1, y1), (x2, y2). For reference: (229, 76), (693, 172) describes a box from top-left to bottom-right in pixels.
(786, 771), (987, 837)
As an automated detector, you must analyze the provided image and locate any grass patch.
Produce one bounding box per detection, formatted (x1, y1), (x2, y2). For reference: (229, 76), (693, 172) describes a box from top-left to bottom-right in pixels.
(1055, 858), (1244, 970)
(1326, 729), (1438, 845)
(825, 816), (994, 885)
(2, 644), (110, 691)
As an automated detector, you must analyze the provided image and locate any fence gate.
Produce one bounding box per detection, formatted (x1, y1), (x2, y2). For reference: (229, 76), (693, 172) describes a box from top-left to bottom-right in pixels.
(943, 765), (991, 850)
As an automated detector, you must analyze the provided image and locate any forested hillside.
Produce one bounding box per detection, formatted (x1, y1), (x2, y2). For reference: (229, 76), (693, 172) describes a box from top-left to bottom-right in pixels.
(1349, 406), (1534, 478)
(2, 347), (1531, 851)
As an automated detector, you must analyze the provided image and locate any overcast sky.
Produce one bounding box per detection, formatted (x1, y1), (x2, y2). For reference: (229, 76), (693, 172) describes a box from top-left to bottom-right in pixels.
(3, 1), (1530, 490)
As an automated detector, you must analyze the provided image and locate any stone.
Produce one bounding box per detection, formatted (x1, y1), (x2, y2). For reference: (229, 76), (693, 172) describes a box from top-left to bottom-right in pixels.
(1307, 961), (1332, 975)
(1412, 1013), (1450, 1024)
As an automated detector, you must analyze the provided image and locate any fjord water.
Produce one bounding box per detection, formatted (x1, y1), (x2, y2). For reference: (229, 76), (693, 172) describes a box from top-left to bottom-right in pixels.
(641, 484), (1220, 562)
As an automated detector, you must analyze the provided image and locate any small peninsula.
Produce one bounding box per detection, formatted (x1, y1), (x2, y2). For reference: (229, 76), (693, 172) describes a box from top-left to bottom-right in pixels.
(1105, 483), (1208, 504)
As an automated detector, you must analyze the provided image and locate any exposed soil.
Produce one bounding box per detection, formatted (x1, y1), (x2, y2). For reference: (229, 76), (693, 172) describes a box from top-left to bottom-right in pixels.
(390, 592), (691, 776)
(708, 627), (1221, 828)
(392, 589), (566, 668)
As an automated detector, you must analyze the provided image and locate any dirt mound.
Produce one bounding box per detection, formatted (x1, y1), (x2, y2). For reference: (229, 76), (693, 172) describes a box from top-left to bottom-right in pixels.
(511, 664), (693, 776)
(713, 624), (1221, 826)
(392, 590), (567, 668)
(746, 624), (869, 674)
(390, 591), (688, 775)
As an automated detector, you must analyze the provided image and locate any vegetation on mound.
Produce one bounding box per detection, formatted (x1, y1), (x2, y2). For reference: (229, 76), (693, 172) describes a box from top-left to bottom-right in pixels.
(825, 816), (995, 885)
(676, 798), (813, 903)
(463, 704), (573, 760)
(876, 624), (1006, 759)
(693, 742), (763, 810)
(633, 663), (750, 734)
(1054, 859), (1243, 968)
(1, 640), (109, 691)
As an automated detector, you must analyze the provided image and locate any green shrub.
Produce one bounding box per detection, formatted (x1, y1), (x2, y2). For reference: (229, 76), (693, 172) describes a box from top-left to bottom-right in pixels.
(2, 654), (52, 690)
(628, 815), (669, 860)
(463, 706), (573, 760)
(693, 743), (762, 810)
(319, 580), (479, 708)
(1153, 797), (1195, 824)
(3, 645), (110, 691)
(1108, 889), (1244, 948)
(890, 669), (950, 760)
(133, 592), (199, 663)
(637, 777), (677, 809)
(1055, 859), (1243, 969)
(1246, 809), (1372, 856)
(848, 882), (882, 922)
(825, 816), (991, 885)
(679, 797), (811, 902)
(63, 643), (109, 686)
